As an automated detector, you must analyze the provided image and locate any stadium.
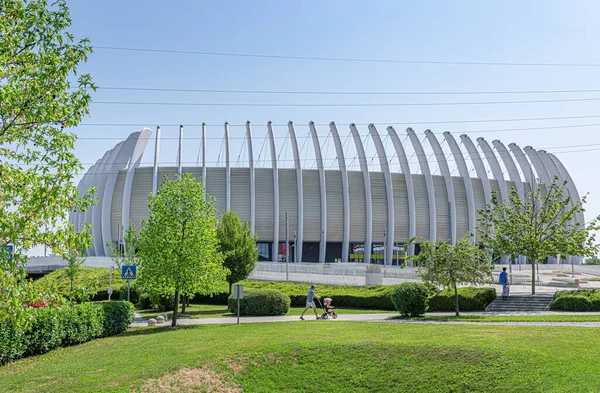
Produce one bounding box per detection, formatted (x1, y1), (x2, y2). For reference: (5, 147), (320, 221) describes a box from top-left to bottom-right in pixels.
(69, 121), (583, 265)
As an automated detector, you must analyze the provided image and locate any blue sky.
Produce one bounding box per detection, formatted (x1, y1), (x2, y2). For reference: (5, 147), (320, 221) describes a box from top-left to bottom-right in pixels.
(60, 1), (600, 241)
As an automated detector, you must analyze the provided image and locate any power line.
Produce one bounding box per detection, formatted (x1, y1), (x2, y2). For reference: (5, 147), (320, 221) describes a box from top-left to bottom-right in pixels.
(94, 46), (600, 68)
(92, 96), (600, 107)
(96, 86), (600, 96)
(73, 114), (600, 128)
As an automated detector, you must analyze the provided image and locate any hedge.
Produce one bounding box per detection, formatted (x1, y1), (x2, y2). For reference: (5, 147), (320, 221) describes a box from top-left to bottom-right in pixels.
(0, 301), (134, 365)
(228, 290), (290, 316)
(552, 289), (600, 311)
(390, 283), (429, 317)
(427, 287), (497, 312)
(549, 296), (592, 311)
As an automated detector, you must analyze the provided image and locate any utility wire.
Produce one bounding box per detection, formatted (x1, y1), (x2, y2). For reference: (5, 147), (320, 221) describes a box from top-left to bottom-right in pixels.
(96, 86), (600, 96)
(73, 114), (600, 127)
(94, 46), (600, 68)
(92, 96), (600, 107)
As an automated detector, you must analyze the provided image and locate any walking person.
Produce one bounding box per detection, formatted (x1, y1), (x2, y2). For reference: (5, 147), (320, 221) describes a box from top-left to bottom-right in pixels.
(300, 285), (320, 320)
(499, 267), (510, 300)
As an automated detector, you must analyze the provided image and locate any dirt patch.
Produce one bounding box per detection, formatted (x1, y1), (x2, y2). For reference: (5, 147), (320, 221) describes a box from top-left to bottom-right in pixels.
(139, 368), (241, 393)
(223, 356), (246, 375)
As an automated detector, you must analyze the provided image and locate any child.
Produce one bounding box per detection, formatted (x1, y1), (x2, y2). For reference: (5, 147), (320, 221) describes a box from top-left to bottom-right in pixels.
(323, 297), (334, 317)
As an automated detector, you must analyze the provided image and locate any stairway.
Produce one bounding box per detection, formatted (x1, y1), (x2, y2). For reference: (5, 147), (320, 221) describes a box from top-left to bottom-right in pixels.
(485, 294), (554, 312)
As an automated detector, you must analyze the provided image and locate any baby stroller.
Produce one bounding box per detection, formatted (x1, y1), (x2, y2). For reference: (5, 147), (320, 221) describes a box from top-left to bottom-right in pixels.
(316, 297), (338, 320)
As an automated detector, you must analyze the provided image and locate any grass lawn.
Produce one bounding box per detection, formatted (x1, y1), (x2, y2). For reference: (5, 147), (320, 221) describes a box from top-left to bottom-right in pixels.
(2, 322), (600, 392)
(392, 314), (600, 323)
(137, 303), (392, 320)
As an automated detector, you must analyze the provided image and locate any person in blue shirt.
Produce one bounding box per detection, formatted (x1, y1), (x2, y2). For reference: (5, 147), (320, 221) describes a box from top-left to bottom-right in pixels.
(300, 285), (321, 320)
(499, 267), (509, 300)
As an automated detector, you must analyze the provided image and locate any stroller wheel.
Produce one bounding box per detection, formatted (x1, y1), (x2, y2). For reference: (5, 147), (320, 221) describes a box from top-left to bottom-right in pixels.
(321, 313), (328, 320)
(332, 312), (338, 319)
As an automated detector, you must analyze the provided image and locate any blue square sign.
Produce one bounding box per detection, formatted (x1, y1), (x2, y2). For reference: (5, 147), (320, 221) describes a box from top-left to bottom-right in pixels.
(3, 245), (13, 262)
(121, 265), (136, 280)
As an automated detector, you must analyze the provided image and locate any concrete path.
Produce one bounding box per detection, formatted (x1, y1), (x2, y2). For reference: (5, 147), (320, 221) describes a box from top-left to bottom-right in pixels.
(131, 311), (600, 328)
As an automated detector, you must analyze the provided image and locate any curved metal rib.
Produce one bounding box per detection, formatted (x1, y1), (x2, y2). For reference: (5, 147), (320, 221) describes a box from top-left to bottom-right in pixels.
(267, 122), (279, 261)
(444, 132), (476, 239)
(493, 140), (525, 200)
(425, 130), (456, 245)
(508, 143), (536, 190)
(309, 121), (327, 263)
(288, 121), (304, 262)
(524, 146), (552, 186)
(329, 122), (350, 262)
(461, 135), (492, 208)
(152, 126), (161, 194)
(91, 145), (123, 256)
(387, 126), (416, 256)
(369, 124), (394, 264)
(477, 137), (509, 203)
(101, 132), (141, 256)
(407, 128), (436, 242)
(350, 123), (372, 264)
(246, 121), (256, 235)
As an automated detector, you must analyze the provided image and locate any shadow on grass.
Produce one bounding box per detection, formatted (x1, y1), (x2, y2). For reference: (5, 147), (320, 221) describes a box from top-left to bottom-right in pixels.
(120, 324), (204, 337)
(389, 315), (487, 321)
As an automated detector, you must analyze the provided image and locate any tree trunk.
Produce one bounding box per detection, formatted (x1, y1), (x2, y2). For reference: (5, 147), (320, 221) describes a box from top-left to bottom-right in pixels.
(531, 262), (536, 295)
(181, 294), (186, 313)
(454, 285), (460, 317)
(171, 289), (179, 327)
(229, 282), (233, 296)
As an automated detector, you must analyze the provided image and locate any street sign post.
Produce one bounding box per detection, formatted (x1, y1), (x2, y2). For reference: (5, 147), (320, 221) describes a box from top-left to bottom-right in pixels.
(121, 265), (137, 302)
(108, 266), (114, 301)
(233, 284), (244, 324)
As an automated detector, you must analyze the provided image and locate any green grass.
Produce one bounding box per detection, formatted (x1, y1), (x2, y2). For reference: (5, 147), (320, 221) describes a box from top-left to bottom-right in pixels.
(391, 314), (600, 323)
(2, 322), (600, 392)
(137, 303), (392, 320)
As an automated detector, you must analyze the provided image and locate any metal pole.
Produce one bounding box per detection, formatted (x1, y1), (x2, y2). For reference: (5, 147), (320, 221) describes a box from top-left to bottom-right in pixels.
(237, 297), (240, 324)
(127, 280), (131, 302)
(285, 212), (289, 281)
(108, 266), (113, 301)
(294, 231), (297, 264)
(178, 124), (184, 175)
(509, 259), (513, 285)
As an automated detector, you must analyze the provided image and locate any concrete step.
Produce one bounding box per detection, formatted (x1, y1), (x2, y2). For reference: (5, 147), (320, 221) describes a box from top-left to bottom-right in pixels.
(485, 295), (553, 312)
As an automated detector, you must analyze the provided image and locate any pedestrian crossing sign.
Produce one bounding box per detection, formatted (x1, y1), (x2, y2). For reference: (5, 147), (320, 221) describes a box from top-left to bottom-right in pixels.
(122, 265), (136, 280)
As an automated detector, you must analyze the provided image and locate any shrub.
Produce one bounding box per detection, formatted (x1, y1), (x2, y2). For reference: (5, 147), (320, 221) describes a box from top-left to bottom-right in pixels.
(427, 287), (496, 312)
(553, 289), (600, 311)
(137, 293), (153, 309)
(96, 301), (134, 337)
(0, 319), (26, 366)
(23, 306), (64, 357)
(149, 292), (175, 311)
(390, 282), (429, 317)
(228, 290), (290, 316)
(549, 295), (592, 311)
(60, 303), (103, 346)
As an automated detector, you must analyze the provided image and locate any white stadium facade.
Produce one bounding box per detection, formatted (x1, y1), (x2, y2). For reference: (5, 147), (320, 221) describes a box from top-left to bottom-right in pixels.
(69, 121), (584, 265)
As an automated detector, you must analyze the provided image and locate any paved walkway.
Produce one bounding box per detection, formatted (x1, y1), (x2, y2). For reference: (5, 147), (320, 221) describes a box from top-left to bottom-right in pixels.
(131, 311), (600, 328)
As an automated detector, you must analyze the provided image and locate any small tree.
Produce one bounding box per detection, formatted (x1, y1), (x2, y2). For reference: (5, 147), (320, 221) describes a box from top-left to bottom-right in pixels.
(106, 222), (138, 269)
(136, 174), (227, 326)
(64, 248), (85, 292)
(413, 235), (491, 316)
(218, 210), (259, 295)
(479, 178), (600, 295)
(1, 0), (95, 331)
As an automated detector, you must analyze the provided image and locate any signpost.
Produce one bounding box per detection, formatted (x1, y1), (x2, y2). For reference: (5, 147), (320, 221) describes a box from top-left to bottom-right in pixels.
(108, 266), (114, 301)
(3, 245), (14, 263)
(233, 284), (244, 324)
(121, 265), (137, 302)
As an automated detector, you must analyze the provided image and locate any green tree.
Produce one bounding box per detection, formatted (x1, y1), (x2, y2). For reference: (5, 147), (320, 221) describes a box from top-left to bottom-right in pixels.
(479, 179), (600, 295)
(106, 222), (138, 269)
(413, 235), (491, 316)
(64, 248), (85, 292)
(218, 210), (259, 295)
(136, 174), (227, 326)
(0, 0), (95, 329)
(584, 257), (600, 265)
